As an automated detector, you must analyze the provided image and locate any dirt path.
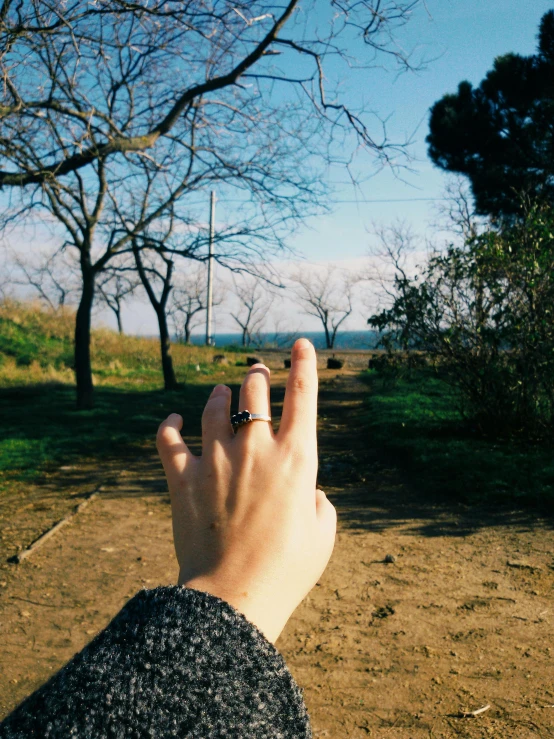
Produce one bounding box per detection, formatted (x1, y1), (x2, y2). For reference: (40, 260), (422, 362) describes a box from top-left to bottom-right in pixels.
(1, 371), (554, 737)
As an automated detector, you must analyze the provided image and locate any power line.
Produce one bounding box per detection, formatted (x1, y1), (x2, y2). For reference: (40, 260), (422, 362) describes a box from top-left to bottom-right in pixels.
(327, 197), (446, 204)
(182, 196), (448, 205)
(2, 197), (449, 229)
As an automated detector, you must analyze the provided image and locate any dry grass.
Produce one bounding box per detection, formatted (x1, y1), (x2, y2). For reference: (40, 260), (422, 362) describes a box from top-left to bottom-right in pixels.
(0, 299), (74, 340)
(0, 299), (248, 388)
(0, 356), (75, 386)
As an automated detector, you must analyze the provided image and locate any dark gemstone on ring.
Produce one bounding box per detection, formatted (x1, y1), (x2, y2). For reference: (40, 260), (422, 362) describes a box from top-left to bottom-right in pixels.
(231, 410), (252, 428)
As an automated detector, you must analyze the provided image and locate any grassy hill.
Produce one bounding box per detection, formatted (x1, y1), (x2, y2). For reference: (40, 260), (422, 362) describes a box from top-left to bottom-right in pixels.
(0, 300), (247, 388)
(0, 301), (249, 489)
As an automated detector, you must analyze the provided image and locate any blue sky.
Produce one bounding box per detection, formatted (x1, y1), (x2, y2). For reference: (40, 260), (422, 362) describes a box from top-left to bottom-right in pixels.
(281, 0), (554, 262)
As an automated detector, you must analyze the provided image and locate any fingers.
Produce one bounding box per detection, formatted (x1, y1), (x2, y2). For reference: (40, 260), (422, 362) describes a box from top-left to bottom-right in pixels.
(236, 363), (273, 440)
(202, 384), (233, 447)
(279, 338), (318, 440)
(156, 413), (193, 486)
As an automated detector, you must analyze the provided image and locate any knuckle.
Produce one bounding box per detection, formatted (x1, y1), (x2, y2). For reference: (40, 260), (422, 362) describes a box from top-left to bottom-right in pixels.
(203, 395), (228, 422)
(244, 372), (268, 395)
(290, 373), (313, 395)
(295, 344), (313, 361)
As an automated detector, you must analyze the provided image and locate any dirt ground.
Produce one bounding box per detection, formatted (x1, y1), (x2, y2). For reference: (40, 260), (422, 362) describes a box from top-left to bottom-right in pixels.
(1, 369), (554, 738)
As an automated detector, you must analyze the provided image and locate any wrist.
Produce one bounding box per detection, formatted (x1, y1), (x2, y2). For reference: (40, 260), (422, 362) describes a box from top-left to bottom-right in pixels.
(179, 574), (287, 643)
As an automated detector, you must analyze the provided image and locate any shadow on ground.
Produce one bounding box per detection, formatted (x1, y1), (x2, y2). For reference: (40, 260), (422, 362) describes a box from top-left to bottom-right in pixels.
(316, 374), (554, 539)
(2, 373), (553, 546)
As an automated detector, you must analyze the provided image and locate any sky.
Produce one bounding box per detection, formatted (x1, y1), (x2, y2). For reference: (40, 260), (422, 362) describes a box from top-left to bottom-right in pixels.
(289, 0), (554, 262)
(129, 0), (554, 336)
(6, 1), (554, 336)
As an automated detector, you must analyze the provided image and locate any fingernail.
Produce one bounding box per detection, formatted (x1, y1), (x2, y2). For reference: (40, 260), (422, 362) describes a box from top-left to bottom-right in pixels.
(294, 338), (313, 351)
(211, 384), (230, 398)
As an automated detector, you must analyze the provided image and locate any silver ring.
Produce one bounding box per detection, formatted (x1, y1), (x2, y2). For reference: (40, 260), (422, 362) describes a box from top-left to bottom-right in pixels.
(231, 410), (272, 431)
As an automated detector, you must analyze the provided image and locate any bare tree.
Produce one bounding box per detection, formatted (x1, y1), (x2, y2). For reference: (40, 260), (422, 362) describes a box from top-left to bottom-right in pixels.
(366, 221), (422, 350)
(170, 266), (223, 345)
(367, 222), (420, 296)
(430, 179), (492, 338)
(9, 248), (79, 309)
(4, 155), (208, 408)
(231, 275), (275, 347)
(96, 267), (138, 335)
(0, 1), (427, 407)
(0, 2), (425, 187)
(269, 310), (301, 348)
(433, 177), (486, 241)
(291, 265), (358, 348)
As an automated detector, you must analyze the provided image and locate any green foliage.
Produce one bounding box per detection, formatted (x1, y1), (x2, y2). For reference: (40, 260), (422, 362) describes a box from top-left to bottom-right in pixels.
(427, 10), (554, 218)
(0, 383), (211, 488)
(362, 369), (554, 505)
(369, 204), (554, 438)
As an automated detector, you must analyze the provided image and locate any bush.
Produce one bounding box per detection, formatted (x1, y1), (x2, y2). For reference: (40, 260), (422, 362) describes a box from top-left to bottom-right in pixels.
(369, 203), (554, 439)
(362, 368), (554, 505)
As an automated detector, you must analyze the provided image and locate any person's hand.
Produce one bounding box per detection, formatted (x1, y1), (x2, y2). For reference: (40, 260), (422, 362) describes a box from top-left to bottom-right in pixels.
(156, 338), (336, 643)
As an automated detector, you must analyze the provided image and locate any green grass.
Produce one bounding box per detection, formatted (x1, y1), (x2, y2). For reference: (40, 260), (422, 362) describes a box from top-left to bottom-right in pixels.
(0, 301), (250, 488)
(0, 383), (213, 488)
(361, 368), (554, 506)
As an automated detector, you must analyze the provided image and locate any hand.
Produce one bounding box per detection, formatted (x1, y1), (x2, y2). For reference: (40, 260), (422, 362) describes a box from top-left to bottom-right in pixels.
(156, 338), (336, 643)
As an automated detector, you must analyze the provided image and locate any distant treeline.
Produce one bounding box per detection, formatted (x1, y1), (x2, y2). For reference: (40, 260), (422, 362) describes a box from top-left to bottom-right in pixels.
(187, 331), (380, 351)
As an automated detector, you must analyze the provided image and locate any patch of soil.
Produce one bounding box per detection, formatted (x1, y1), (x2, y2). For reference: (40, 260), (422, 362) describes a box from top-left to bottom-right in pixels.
(1, 370), (554, 738)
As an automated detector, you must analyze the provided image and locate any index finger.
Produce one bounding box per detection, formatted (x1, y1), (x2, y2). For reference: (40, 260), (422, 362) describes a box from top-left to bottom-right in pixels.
(278, 338), (318, 439)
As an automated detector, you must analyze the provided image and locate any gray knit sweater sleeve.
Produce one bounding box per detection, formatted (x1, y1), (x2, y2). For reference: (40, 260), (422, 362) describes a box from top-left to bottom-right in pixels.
(0, 586), (312, 738)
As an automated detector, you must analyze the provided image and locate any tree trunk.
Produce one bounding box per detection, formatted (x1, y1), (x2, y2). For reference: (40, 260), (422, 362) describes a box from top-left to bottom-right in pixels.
(184, 315), (192, 345)
(156, 306), (178, 390)
(324, 323), (333, 349)
(75, 268), (95, 410)
(131, 241), (177, 390)
(115, 298), (123, 334)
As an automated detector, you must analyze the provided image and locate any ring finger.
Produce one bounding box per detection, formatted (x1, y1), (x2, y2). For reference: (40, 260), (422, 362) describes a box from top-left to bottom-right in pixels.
(236, 363), (273, 440)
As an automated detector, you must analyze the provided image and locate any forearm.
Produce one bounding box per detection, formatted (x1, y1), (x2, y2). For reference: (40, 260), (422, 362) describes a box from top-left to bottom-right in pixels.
(0, 587), (311, 739)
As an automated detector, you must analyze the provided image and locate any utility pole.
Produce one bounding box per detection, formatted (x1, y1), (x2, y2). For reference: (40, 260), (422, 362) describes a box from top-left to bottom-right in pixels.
(205, 191), (216, 346)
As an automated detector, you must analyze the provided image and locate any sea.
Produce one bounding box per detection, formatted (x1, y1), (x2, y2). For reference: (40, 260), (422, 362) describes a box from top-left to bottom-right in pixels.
(188, 330), (381, 351)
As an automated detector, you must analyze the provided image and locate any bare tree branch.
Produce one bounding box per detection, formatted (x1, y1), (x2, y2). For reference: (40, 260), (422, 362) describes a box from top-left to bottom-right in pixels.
(230, 273), (275, 347)
(0, 1), (424, 185)
(290, 264), (359, 348)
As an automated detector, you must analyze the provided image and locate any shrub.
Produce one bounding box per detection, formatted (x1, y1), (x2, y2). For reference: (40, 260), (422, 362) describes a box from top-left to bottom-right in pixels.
(369, 203), (554, 438)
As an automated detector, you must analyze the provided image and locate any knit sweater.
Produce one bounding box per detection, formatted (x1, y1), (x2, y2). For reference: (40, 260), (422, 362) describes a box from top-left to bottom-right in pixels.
(0, 587), (312, 738)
